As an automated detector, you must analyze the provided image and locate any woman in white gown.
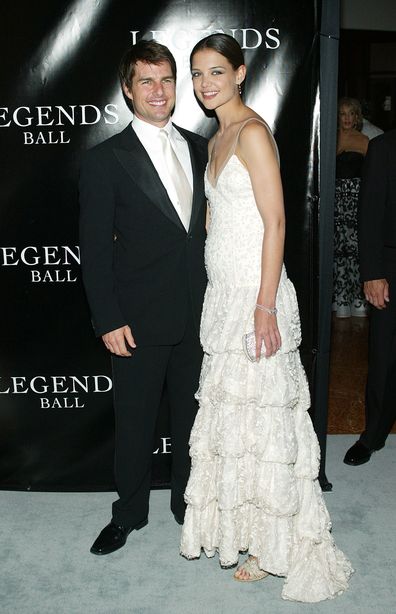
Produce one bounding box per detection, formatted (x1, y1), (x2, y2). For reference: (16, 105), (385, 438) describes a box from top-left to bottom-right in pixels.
(180, 33), (353, 602)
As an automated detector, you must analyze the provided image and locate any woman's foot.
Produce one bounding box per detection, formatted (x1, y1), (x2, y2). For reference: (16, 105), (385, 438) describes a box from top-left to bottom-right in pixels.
(233, 556), (269, 582)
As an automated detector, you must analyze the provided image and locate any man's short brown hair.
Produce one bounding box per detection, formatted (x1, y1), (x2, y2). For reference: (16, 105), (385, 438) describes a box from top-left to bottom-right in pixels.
(119, 39), (177, 90)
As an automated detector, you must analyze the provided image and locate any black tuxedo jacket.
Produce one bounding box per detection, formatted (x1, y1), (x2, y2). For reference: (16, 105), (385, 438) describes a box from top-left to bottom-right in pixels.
(358, 129), (396, 281)
(79, 123), (208, 345)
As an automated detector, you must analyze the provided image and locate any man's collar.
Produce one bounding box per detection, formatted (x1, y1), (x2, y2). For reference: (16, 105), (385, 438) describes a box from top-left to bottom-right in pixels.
(132, 115), (173, 137)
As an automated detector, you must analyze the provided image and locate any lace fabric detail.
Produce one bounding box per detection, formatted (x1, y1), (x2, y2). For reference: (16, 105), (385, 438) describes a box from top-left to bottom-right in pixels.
(180, 141), (353, 602)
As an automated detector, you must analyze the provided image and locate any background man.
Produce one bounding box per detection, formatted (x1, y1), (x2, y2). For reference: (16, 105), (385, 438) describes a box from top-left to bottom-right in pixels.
(361, 100), (384, 140)
(344, 129), (396, 466)
(79, 40), (207, 553)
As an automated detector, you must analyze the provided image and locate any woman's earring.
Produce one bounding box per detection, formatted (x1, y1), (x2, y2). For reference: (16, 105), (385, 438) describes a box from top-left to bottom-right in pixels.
(237, 82), (242, 95)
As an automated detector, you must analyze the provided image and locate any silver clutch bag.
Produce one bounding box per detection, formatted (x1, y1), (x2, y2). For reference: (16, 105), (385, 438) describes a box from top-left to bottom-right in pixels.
(242, 331), (264, 362)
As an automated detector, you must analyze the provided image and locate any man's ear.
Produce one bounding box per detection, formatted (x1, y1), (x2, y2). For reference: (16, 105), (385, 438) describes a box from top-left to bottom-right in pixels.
(122, 83), (133, 102)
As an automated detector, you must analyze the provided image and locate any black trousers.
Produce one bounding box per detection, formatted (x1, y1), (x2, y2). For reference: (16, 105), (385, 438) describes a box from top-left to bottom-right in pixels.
(110, 308), (202, 527)
(360, 270), (396, 450)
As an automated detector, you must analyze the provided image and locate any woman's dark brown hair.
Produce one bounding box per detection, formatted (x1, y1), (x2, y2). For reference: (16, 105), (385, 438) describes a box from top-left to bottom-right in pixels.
(190, 33), (245, 72)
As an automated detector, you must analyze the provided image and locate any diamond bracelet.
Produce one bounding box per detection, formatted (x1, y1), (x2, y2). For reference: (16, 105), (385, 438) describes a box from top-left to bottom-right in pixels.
(255, 303), (278, 315)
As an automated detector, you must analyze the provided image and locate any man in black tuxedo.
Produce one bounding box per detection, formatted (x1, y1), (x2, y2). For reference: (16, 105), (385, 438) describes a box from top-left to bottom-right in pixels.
(344, 129), (396, 465)
(79, 40), (207, 553)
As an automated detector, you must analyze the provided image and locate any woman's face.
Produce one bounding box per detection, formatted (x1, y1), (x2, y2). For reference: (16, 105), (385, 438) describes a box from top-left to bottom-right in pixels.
(339, 105), (356, 130)
(190, 48), (245, 111)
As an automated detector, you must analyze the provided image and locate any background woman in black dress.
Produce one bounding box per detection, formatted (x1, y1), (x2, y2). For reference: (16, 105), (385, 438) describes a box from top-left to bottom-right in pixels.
(334, 97), (369, 318)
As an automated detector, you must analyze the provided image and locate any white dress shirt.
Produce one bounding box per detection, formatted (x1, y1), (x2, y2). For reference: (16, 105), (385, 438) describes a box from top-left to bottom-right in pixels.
(362, 118), (384, 141)
(131, 116), (193, 223)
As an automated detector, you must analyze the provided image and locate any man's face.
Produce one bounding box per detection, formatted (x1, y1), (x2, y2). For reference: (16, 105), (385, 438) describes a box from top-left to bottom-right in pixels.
(123, 60), (176, 127)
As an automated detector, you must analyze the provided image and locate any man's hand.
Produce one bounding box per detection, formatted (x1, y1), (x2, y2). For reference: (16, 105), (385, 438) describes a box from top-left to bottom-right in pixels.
(364, 279), (389, 309)
(102, 325), (136, 356)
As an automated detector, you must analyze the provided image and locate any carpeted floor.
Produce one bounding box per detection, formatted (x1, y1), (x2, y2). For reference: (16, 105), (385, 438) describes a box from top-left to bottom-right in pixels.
(1, 435), (395, 614)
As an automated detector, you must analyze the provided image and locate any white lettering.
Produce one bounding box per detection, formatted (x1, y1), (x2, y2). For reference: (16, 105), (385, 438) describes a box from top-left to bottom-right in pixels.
(21, 246), (39, 266)
(42, 270), (53, 282)
(59, 131), (71, 144)
(64, 270), (77, 282)
(266, 28), (280, 49)
(104, 104), (119, 125)
(69, 376), (89, 394)
(130, 31), (139, 45)
(23, 132), (34, 145)
(0, 378), (10, 393)
(43, 246), (61, 266)
(31, 270), (41, 282)
(30, 376), (48, 394)
(14, 377), (29, 393)
(51, 376), (68, 394)
(129, 27), (281, 52)
(0, 107), (11, 127)
(41, 397), (86, 409)
(35, 132), (46, 145)
(62, 245), (80, 265)
(161, 436), (171, 454)
(0, 375), (113, 395)
(55, 105), (76, 125)
(150, 30), (168, 45)
(63, 397), (85, 408)
(13, 107), (32, 127)
(48, 132), (59, 144)
(153, 437), (172, 454)
(92, 375), (113, 393)
(37, 106), (54, 127)
(80, 104), (101, 126)
(1, 247), (18, 265)
(24, 131), (72, 145)
(241, 28), (262, 50)
(2, 246), (81, 267)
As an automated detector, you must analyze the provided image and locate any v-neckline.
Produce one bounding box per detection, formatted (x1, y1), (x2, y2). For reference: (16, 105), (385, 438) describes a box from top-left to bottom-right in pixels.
(206, 154), (239, 189)
(206, 117), (273, 188)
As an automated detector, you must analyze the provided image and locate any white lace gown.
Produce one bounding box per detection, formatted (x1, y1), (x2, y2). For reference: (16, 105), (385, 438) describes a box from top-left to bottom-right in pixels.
(180, 126), (353, 602)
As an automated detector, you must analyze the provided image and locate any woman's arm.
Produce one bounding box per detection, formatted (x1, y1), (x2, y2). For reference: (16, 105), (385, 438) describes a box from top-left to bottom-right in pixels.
(238, 122), (285, 358)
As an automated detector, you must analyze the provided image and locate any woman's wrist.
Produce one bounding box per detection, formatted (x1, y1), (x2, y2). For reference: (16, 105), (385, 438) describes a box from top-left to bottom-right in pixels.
(255, 303), (277, 315)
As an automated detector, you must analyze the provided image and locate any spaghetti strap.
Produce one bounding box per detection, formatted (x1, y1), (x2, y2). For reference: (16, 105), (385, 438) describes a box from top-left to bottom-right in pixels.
(207, 117), (280, 188)
(232, 117), (280, 165)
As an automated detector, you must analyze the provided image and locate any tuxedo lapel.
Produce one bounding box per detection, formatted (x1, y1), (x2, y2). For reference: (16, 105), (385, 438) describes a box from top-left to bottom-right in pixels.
(113, 125), (185, 231)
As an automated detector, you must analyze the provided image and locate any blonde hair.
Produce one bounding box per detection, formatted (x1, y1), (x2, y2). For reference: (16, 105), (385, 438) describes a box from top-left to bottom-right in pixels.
(338, 97), (363, 131)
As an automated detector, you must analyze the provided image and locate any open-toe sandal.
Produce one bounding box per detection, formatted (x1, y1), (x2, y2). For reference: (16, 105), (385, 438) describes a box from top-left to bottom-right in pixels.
(233, 557), (269, 582)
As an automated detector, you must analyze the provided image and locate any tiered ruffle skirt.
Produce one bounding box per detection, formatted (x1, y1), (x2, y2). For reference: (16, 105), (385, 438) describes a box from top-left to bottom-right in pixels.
(180, 276), (353, 602)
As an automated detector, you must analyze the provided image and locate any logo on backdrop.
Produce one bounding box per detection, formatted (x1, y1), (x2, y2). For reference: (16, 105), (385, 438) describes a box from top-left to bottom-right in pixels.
(153, 438), (171, 455)
(130, 27), (281, 51)
(0, 104), (119, 146)
(0, 374), (112, 409)
(1, 245), (80, 283)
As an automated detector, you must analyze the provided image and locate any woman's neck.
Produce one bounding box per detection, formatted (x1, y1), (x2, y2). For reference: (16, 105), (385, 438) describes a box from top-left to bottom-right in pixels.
(216, 98), (247, 133)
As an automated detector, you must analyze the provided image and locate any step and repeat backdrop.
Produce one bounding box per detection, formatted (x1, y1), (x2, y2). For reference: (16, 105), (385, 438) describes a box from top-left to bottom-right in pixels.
(1, 0), (320, 489)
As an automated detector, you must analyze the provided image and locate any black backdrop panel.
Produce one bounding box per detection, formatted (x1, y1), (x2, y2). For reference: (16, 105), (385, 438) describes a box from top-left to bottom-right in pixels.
(0, 1), (320, 490)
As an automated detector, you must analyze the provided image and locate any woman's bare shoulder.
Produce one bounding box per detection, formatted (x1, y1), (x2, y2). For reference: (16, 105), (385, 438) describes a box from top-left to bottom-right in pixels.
(237, 116), (277, 161)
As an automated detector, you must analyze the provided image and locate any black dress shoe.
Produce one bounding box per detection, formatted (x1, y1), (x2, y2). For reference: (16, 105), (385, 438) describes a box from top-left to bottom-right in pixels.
(343, 441), (372, 466)
(90, 519), (148, 555)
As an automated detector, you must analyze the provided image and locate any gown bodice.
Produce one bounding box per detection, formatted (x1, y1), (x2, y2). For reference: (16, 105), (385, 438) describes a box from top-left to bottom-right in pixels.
(336, 150), (364, 179)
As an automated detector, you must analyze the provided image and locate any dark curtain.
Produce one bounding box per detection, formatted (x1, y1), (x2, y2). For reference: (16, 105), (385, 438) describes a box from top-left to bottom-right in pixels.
(313, 0), (340, 489)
